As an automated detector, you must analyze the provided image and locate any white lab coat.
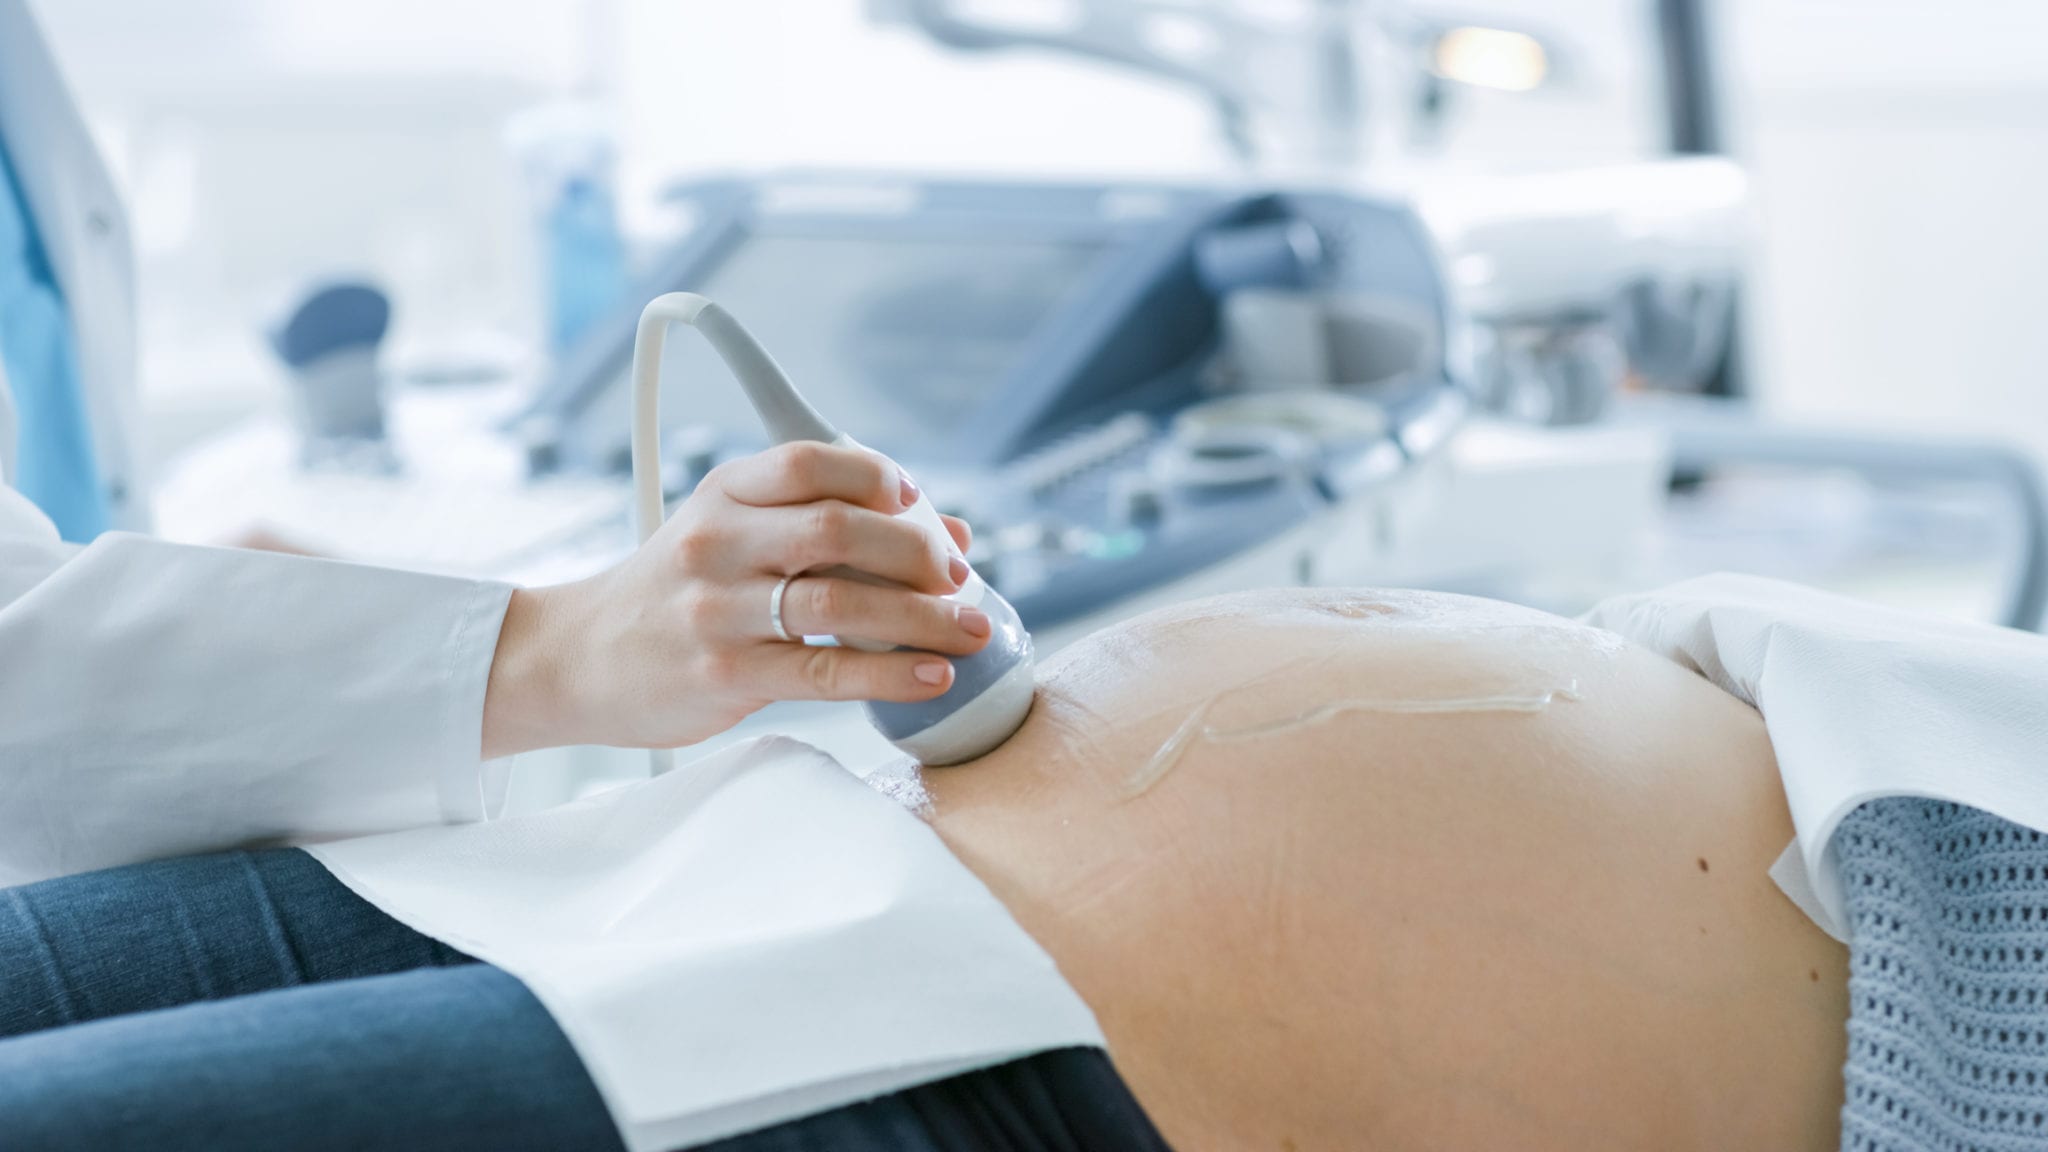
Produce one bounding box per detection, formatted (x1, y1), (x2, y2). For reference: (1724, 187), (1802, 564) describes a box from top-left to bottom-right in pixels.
(0, 0), (141, 529)
(0, 0), (514, 887)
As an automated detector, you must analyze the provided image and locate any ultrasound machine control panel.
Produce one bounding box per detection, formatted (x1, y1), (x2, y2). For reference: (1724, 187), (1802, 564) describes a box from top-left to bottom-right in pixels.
(520, 176), (1469, 628)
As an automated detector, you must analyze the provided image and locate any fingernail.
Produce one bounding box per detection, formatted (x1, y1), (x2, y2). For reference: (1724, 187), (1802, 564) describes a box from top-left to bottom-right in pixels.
(898, 469), (920, 508)
(948, 555), (970, 587)
(958, 606), (991, 637)
(914, 660), (951, 686)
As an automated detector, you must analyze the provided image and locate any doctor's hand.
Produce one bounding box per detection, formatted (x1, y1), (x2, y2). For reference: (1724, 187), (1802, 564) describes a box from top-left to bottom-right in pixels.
(480, 441), (986, 758)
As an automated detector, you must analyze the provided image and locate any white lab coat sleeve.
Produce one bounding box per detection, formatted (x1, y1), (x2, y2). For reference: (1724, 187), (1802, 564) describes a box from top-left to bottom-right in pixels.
(0, 484), (516, 886)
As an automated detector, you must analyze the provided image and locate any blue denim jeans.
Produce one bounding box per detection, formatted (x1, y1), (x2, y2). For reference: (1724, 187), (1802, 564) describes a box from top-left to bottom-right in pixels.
(0, 849), (1168, 1152)
(0, 848), (623, 1151)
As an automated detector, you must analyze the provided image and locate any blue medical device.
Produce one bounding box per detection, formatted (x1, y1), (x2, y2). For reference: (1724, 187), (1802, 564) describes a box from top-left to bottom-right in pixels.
(524, 176), (1467, 629)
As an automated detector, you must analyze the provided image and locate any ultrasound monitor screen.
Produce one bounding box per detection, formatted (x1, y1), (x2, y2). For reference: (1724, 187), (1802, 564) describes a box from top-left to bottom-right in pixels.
(628, 231), (1105, 460)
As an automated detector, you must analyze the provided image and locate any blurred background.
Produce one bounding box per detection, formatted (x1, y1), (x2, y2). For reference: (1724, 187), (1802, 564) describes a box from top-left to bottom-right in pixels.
(28, 0), (2048, 651)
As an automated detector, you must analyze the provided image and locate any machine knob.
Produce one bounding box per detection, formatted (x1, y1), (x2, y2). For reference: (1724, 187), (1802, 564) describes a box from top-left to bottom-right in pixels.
(1112, 474), (1165, 526)
(1194, 218), (1325, 294)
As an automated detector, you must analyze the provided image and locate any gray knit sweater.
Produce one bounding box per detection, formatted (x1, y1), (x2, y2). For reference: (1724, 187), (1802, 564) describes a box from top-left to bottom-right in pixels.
(1836, 798), (2048, 1151)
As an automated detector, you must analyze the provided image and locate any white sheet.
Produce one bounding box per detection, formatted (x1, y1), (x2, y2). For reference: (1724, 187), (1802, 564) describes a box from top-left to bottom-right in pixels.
(308, 735), (1104, 1152)
(1584, 573), (2048, 942)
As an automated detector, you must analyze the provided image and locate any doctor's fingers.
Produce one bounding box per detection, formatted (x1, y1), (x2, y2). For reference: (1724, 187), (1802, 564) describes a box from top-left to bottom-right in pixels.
(748, 502), (962, 594)
(712, 441), (911, 513)
(762, 576), (992, 656)
(751, 643), (956, 704)
(940, 513), (972, 553)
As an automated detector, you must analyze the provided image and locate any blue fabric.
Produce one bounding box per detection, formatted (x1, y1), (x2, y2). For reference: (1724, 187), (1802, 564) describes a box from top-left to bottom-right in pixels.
(0, 848), (1170, 1152)
(1835, 798), (2048, 1151)
(0, 847), (473, 1039)
(0, 130), (108, 542)
(0, 849), (622, 1152)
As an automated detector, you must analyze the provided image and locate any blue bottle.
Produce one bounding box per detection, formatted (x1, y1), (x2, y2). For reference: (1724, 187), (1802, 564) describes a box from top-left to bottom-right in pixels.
(545, 176), (629, 354)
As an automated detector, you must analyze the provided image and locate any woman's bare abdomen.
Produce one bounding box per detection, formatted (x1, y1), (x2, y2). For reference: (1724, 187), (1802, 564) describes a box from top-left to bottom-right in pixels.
(921, 588), (1848, 1151)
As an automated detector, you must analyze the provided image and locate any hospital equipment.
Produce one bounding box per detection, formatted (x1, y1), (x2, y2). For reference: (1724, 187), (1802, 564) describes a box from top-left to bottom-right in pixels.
(506, 105), (630, 356)
(269, 281), (394, 470)
(526, 175), (1471, 633)
(1421, 157), (2048, 630)
(1419, 157), (1747, 425)
(156, 164), (2046, 643)
(1640, 400), (2048, 634)
(627, 293), (1037, 769)
(159, 167), (1695, 645)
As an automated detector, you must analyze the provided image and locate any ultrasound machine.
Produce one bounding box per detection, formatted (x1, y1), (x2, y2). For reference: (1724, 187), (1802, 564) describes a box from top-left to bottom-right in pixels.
(515, 174), (1468, 631)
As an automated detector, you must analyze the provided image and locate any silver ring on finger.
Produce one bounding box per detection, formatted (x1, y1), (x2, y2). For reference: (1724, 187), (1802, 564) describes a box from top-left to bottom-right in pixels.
(769, 575), (797, 643)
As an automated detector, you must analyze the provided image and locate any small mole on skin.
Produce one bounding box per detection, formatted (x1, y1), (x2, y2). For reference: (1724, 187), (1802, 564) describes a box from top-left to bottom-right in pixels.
(1697, 857), (1710, 873)
(1810, 969), (1821, 983)
(1280, 1139), (1299, 1152)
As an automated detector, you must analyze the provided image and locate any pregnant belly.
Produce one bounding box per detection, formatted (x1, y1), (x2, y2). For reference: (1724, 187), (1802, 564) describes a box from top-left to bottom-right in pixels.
(921, 589), (1849, 1152)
